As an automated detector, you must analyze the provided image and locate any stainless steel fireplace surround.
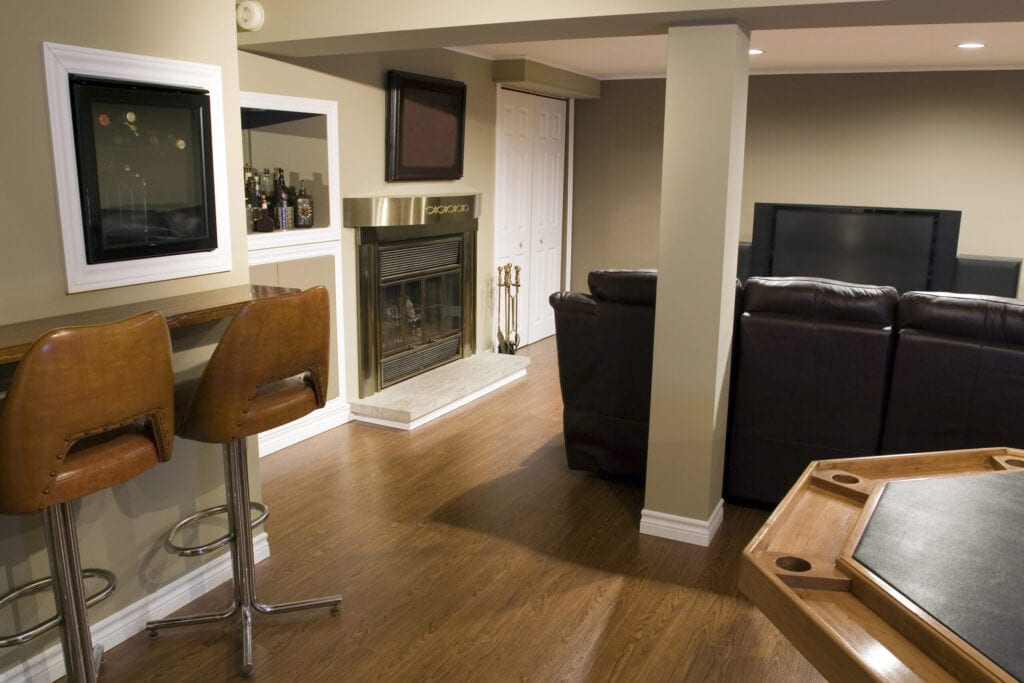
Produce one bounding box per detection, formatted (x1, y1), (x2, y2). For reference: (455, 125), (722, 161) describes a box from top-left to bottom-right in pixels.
(343, 194), (479, 397)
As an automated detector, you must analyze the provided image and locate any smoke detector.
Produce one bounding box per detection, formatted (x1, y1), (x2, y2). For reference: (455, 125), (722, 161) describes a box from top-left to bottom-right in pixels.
(236, 1), (265, 31)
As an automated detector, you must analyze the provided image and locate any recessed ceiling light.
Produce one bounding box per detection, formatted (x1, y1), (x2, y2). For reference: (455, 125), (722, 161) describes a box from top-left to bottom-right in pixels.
(749, 48), (764, 56)
(957, 42), (986, 49)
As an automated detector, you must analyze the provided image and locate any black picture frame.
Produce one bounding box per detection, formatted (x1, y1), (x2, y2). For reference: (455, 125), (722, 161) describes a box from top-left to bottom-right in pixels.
(69, 76), (218, 264)
(385, 70), (466, 182)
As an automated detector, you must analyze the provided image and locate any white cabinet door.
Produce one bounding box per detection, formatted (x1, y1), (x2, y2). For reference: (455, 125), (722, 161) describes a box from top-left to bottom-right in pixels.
(495, 88), (566, 347)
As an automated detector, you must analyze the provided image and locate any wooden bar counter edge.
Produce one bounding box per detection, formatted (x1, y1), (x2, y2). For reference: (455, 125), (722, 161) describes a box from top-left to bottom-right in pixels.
(0, 284), (296, 364)
(740, 447), (1024, 683)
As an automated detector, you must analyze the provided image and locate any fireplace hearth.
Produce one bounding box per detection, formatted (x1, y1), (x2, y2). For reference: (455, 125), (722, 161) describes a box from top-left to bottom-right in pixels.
(344, 194), (479, 397)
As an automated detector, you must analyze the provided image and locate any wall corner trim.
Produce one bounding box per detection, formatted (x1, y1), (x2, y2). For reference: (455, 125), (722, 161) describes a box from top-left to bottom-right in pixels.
(639, 499), (725, 547)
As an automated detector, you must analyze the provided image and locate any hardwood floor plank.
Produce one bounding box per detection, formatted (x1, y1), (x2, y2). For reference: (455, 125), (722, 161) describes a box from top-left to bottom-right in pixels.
(96, 338), (822, 682)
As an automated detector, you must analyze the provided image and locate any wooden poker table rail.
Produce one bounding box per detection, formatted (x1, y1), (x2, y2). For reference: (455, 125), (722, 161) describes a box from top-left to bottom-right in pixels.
(741, 447), (1024, 683)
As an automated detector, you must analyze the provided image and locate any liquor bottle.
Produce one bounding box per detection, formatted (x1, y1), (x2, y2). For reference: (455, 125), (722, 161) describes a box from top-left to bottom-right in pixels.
(295, 179), (314, 228)
(274, 168), (294, 230)
(243, 165), (255, 231)
(254, 191), (275, 232)
(260, 168), (273, 197)
(247, 173), (261, 209)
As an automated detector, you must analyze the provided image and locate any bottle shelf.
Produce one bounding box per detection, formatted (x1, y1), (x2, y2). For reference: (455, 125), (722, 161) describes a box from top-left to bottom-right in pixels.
(247, 225), (341, 252)
(239, 91), (339, 241)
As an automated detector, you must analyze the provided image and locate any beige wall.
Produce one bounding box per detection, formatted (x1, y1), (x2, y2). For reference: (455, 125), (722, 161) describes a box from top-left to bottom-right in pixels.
(0, 2), (249, 324)
(0, 1), (254, 672)
(571, 70), (1024, 298)
(742, 71), (1024, 279)
(570, 79), (664, 290)
(239, 48), (498, 401)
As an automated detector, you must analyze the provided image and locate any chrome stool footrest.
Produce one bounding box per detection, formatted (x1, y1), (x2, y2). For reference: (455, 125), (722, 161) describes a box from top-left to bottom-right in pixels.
(0, 569), (116, 648)
(165, 502), (269, 557)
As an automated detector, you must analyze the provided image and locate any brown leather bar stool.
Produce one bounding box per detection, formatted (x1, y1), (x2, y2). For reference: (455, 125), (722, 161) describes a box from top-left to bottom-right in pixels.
(0, 311), (174, 682)
(146, 285), (341, 676)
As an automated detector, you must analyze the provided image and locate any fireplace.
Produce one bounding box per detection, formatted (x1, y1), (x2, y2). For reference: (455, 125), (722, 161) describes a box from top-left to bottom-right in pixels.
(344, 194), (479, 397)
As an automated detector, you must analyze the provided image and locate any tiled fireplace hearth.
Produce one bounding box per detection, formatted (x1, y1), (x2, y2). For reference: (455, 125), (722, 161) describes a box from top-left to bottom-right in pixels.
(343, 194), (479, 398)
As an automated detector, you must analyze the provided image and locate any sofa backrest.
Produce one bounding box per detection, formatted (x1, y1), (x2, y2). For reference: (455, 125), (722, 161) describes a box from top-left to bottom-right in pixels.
(742, 275), (898, 325)
(549, 270), (657, 424)
(725, 276), (899, 505)
(587, 269), (657, 306)
(548, 270), (657, 479)
(881, 291), (1024, 453)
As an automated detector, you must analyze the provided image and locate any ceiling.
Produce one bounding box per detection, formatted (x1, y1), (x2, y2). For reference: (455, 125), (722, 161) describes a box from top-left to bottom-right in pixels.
(458, 22), (1024, 79)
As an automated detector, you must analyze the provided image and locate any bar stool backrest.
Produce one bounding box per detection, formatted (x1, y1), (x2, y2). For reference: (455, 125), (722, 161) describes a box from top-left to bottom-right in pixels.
(0, 311), (174, 514)
(176, 286), (330, 443)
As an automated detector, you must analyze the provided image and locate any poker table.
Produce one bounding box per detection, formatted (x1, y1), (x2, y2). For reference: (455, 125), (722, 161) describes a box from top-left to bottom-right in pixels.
(741, 447), (1024, 682)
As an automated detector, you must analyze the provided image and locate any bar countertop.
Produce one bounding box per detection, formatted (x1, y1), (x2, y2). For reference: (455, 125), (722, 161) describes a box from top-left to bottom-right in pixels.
(0, 284), (295, 364)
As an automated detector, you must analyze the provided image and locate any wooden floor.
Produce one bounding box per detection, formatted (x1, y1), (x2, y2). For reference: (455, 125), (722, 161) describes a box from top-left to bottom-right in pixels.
(99, 338), (822, 682)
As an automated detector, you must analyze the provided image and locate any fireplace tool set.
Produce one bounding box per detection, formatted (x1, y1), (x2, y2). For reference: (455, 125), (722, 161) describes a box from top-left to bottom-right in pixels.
(497, 263), (521, 354)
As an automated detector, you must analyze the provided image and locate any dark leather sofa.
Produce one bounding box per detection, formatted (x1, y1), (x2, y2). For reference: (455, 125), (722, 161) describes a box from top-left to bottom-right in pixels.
(880, 291), (1024, 454)
(548, 270), (656, 480)
(725, 277), (899, 505)
(550, 271), (1024, 504)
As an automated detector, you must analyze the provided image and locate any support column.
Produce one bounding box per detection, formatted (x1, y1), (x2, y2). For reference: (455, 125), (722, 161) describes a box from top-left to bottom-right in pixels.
(640, 22), (749, 546)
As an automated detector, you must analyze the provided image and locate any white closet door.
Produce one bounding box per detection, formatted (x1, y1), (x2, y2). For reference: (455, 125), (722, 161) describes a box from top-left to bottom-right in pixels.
(495, 88), (566, 347)
(495, 89), (534, 346)
(526, 96), (566, 344)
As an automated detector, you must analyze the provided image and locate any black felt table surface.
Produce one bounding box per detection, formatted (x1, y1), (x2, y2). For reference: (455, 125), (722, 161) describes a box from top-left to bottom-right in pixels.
(853, 470), (1024, 681)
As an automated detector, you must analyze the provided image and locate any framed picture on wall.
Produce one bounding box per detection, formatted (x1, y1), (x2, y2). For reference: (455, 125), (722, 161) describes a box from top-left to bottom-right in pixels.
(385, 70), (466, 182)
(69, 76), (218, 264)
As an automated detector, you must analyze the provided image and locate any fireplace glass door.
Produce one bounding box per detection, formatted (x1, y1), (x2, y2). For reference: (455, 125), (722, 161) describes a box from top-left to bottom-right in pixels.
(380, 271), (461, 357)
(378, 268), (462, 387)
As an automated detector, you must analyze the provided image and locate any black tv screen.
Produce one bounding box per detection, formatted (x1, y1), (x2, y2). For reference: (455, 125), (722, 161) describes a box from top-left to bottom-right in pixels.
(750, 203), (961, 292)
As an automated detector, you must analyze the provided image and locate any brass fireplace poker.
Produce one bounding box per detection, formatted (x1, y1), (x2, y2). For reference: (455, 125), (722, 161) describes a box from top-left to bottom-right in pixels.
(497, 263), (521, 354)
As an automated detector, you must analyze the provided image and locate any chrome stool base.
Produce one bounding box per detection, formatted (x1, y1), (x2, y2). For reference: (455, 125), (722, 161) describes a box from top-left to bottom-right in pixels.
(165, 501), (268, 557)
(0, 504), (116, 682)
(0, 568), (115, 648)
(146, 438), (341, 677)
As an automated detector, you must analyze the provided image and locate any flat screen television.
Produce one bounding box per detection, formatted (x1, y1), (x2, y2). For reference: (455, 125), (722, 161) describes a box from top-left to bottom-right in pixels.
(749, 203), (961, 292)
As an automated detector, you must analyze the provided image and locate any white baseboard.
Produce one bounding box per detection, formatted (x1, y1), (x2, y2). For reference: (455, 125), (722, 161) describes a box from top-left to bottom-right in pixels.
(639, 499), (725, 547)
(352, 369), (527, 431)
(257, 397), (351, 457)
(0, 534), (270, 683)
